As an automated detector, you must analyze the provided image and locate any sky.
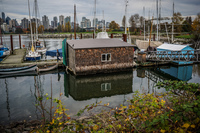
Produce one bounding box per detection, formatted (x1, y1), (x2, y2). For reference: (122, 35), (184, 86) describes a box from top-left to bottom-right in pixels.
(0, 0), (200, 26)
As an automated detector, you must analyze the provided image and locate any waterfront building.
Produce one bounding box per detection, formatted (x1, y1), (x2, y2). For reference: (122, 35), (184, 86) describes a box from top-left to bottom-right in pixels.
(64, 38), (134, 75)
(53, 16), (58, 29)
(9, 19), (16, 28)
(59, 15), (64, 26)
(42, 15), (49, 30)
(21, 18), (29, 29)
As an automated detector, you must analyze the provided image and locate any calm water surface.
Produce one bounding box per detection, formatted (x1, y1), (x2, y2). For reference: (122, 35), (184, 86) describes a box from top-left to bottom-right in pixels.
(0, 35), (200, 125)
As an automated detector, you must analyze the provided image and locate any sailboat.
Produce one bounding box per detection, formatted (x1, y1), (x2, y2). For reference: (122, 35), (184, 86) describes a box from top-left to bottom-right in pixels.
(25, 0), (41, 61)
(33, 0), (47, 54)
(0, 25), (10, 58)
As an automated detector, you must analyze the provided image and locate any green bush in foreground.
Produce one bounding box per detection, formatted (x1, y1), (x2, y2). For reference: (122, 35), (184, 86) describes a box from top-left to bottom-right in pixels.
(32, 80), (200, 133)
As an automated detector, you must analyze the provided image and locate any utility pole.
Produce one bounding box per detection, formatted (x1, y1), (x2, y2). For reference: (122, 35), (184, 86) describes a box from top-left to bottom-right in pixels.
(74, 4), (76, 40)
(172, 2), (174, 43)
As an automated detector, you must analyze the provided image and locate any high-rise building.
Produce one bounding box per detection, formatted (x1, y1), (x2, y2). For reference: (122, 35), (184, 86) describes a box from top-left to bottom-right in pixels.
(53, 16), (58, 28)
(93, 18), (98, 28)
(1, 12), (5, 22)
(51, 21), (54, 28)
(21, 18), (29, 29)
(81, 17), (91, 28)
(64, 16), (71, 25)
(59, 15), (64, 26)
(106, 22), (110, 28)
(42, 15), (49, 30)
(9, 19), (16, 28)
(6, 16), (11, 25)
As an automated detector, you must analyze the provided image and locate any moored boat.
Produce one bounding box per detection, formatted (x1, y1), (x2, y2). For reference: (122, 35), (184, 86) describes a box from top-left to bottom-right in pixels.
(38, 63), (58, 72)
(0, 64), (38, 75)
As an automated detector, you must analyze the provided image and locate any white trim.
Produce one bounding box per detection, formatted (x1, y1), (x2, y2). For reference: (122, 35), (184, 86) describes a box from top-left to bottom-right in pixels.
(101, 53), (111, 62)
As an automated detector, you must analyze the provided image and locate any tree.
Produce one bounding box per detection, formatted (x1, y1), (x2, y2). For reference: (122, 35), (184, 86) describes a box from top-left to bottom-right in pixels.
(61, 25), (65, 32)
(38, 25), (44, 34)
(182, 16), (192, 32)
(109, 21), (120, 31)
(122, 15), (126, 30)
(139, 16), (144, 29)
(65, 22), (71, 32)
(173, 12), (183, 33)
(191, 13), (200, 49)
(129, 14), (139, 32)
(57, 25), (61, 32)
(15, 27), (23, 34)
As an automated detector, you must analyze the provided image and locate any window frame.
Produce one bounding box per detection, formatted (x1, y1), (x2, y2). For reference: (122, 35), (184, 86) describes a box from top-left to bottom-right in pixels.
(101, 53), (111, 62)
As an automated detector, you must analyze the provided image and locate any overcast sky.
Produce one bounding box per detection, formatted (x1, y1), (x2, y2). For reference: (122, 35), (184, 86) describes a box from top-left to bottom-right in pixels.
(0, 0), (200, 26)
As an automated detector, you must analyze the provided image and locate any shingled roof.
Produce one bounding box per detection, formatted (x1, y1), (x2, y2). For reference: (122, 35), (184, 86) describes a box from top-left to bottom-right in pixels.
(67, 38), (134, 49)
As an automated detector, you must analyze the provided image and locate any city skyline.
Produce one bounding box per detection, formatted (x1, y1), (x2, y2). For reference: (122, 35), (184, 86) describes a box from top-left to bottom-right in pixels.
(0, 0), (199, 27)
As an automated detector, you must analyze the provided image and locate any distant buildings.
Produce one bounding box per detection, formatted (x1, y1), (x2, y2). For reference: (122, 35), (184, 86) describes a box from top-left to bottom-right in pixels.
(59, 15), (64, 26)
(42, 15), (49, 30)
(64, 16), (71, 25)
(53, 16), (58, 28)
(80, 17), (91, 28)
(0, 11), (113, 33)
(21, 18), (29, 29)
(1, 12), (5, 22)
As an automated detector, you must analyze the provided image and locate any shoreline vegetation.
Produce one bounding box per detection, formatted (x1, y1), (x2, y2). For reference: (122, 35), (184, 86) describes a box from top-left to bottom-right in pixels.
(0, 80), (199, 132)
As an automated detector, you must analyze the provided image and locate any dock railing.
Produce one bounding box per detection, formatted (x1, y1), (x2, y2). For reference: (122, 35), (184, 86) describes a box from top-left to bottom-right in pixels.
(146, 50), (200, 62)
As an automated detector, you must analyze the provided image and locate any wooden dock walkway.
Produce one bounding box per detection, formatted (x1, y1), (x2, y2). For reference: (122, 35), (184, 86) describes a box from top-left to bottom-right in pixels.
(0, 49), (63, 69)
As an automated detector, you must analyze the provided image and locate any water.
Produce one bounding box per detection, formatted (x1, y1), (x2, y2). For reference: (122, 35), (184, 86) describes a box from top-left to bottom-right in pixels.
(0, 35), (200, 125)
(0, 64), (200, 125)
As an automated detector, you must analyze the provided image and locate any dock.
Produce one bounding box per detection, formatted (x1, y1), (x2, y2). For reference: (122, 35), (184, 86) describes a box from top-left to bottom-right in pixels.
(0, 49), (63, 69)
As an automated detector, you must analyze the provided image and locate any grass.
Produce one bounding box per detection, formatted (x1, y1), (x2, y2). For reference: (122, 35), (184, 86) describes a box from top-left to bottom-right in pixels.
(175, 34), (194, 39)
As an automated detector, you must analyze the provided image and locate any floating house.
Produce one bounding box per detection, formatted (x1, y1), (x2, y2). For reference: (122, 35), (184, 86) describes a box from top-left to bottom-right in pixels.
(157, 43), (194, 65)
(63, 38), (135, 75)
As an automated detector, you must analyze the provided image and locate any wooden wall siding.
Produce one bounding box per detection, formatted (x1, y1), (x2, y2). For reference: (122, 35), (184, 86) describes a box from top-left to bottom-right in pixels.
(68, 45), (76, 74)
(73, 47), (134, 74)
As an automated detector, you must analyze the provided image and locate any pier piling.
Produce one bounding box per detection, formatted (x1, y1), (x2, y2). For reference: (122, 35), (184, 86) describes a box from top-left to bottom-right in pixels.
(10, 35), (13, 54)
(19, 34), (21, 49)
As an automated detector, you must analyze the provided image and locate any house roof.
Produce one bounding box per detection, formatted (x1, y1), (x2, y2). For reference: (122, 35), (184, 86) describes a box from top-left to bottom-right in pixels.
(157, 43), (189, 51)
(67, 38), (134, 49)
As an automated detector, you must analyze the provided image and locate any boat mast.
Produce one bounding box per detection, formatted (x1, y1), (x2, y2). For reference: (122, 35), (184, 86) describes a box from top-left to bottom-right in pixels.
(74, 4), (76, 40)
(28, 0), (34, 52)
(125, 0), (128, 34)
(94, 0), (96, 36)
(143, 7), (145, 40)
(156, 0), (158, 41)
(159, 0), (161, 41)
(172, 2), (174, 43)
(35, 0), (38, 40)
(0, 26), (2, 45)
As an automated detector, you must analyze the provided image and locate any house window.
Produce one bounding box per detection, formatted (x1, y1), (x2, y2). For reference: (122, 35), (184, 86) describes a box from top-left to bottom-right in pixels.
(101, 53), (111, 62)
(101, 83), (111, 91)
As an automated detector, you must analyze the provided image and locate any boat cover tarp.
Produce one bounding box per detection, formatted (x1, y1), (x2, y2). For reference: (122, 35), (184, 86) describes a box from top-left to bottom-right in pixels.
(62, 38), (67, 66)
(46, 49), (63, 57)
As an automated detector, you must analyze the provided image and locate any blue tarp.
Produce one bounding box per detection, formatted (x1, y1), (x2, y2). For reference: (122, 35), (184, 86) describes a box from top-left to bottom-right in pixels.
(46, 49), (63, 57)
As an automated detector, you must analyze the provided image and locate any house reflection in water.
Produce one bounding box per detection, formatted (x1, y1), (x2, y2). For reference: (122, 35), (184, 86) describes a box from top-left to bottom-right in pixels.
(64, 72), (133, 101)
(156, 65), (193, 81)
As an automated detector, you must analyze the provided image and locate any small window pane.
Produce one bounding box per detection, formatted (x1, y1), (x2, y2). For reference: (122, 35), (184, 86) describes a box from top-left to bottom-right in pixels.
(107, 54), (111, 61)
(102, 54), (106, 61)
